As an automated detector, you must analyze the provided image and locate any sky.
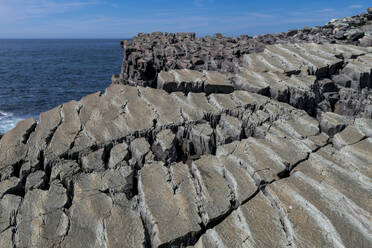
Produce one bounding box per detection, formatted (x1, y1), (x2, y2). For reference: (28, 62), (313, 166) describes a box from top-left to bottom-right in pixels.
(0, 0), (370, 38)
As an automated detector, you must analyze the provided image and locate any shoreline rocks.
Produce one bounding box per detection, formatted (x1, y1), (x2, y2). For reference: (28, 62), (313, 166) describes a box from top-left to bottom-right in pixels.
(115, 8), (372, 87)
(0, 6), (372, 248)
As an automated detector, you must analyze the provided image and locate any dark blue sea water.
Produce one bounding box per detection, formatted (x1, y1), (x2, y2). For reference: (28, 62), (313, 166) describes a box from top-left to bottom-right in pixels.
(0, 39), (122, 134)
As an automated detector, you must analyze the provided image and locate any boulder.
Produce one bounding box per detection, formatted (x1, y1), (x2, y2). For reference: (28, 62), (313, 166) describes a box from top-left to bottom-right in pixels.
(345, 29), (364, 41)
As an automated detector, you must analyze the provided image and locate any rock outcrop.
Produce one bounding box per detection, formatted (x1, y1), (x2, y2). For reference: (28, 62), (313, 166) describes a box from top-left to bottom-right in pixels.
(115, 9), (372, 87)
(0, 7), (372, 248)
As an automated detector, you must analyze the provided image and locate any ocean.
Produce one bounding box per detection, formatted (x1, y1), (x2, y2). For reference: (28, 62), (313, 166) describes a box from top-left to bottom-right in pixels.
(0, 39), (123, 134)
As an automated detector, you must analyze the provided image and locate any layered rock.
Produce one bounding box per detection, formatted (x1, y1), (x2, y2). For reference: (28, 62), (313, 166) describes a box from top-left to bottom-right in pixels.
(154, 43), (372, 118)
(115, 9), (372, 87)
(1, 7), (372, 248)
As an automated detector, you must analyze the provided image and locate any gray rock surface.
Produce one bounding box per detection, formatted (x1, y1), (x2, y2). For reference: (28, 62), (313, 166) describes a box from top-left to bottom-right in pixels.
(0, 7), (372, 248)
(115, 8), (372, 87)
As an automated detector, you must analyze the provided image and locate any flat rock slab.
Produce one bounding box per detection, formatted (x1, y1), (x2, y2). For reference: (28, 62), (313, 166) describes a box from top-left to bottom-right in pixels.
(248, 43), (372, 76)
(157, 69), (234, 94)
(193, 192), (288, 248)
(341, 53), (372, 89)
(61, 173), (145, 248)
(139, 162), (202, 247)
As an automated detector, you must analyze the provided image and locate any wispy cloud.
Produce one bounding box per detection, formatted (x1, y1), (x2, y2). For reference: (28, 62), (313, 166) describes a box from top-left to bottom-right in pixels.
(0, 0), (102, 21)
(193, 0), (204, 8)
(0, 1), (369, 38)
(348, 4), (363, 9)
(192, 0), (215, 8)
(318, 8), (336, 13)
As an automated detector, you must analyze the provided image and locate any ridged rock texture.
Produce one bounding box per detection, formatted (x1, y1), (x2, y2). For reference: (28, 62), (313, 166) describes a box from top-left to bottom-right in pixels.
(1, 7), (372, 248)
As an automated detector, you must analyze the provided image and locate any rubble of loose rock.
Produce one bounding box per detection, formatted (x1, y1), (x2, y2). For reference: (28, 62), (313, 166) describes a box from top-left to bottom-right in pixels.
(0, 7), (372, 248)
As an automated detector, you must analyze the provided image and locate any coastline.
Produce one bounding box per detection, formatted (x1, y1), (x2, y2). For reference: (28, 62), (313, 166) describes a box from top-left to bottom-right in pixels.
(0, 7), (371, 247)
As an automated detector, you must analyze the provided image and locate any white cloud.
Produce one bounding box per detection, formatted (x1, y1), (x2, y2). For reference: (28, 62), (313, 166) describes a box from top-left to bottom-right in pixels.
(0, 2), (367, 38)
(318, 8), (336, 13)
(348, 4), (363, 9)
(0, 0), (102, 22)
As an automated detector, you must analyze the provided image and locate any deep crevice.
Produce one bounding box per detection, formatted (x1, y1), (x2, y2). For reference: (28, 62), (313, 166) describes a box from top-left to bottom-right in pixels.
(139, 214), (152, 248)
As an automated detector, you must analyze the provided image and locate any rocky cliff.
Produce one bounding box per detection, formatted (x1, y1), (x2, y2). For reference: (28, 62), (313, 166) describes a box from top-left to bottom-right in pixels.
(0, 8), (372, 248)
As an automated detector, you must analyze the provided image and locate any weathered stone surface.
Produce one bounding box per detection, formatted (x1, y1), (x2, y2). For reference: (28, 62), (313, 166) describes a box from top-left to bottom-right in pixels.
(101, 166), (133, 195)
(320, 112), (353, 136)
(193, 191), (288, 248)
(269, 147), (372, 248)
(0, 118), (36, 178)
(25, 170), (46, 191)
(0, 194), (22, 232)
(152, 129), (177, 162)
(0, 194), (22, 247)
(27, 106), (62, 166)
(139, 162), (201, 247)
(216, 114), (243, 145)
(148, 42), (372, 118)
(118, 11), (372, 86)
(108, 142), (129, 168)
(157, 69), (234, 94)
(50, 160), (80, 187)
(340, 138), (372, 178)
(15, 183), (68, 247)
(130, 137), (151, 167)
(105, 198), (146, 248)
(1, 8), (372, 248)
(342, 53), (372, 89)
(0, 177), (22, 199)
(355, 117), (372, 136)
(332, 125), (365, 149)
(46, 100), (81, 161)
(81, 148), (105, 172)
(359, 35), (372, 46)
(189, 123), (216, 156)
(61, 173), (145, 248)
(191, 155), (234, 223)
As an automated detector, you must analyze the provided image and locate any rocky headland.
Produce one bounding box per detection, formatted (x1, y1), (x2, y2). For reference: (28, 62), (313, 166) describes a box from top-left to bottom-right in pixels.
(0, 7), (372, 248)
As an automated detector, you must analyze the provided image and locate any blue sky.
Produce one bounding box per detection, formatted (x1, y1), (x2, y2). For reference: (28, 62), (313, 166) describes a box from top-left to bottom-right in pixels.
(0, 0), (370, 38)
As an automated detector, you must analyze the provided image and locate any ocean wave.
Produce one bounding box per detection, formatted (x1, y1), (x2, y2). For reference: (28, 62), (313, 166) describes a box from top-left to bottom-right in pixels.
(0, 111), (23, 134)
(0, 110), (12, 119)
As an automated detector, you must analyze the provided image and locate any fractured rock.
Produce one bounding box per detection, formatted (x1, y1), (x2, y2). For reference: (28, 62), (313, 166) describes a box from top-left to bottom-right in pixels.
(108, 142), (129, 168)
(81, 148), (106, 172)
(189, 123), (216, 156)
(216, 114), (243, 145)
(1, 9), (372, 248)
(152, 129), (177, 162)
(332, 125), (366, 149)
(130, 137), (151, 167)
(25, 170), (46, 191)
(0, 118), (36, 178)
(139, 162), (201, 247)
(15, 182), (68, 248)
(320, 112), (353, 136)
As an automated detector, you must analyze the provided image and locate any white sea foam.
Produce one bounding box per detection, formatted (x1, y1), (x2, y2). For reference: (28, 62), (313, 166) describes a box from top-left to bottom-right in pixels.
(0, 111), (11, 119)
(0, 111), (24, 134)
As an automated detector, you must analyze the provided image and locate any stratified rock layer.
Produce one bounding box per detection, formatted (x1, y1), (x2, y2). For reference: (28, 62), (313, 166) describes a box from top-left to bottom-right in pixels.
(1, 7), (372, 248)
(115, 10), (372, 87)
